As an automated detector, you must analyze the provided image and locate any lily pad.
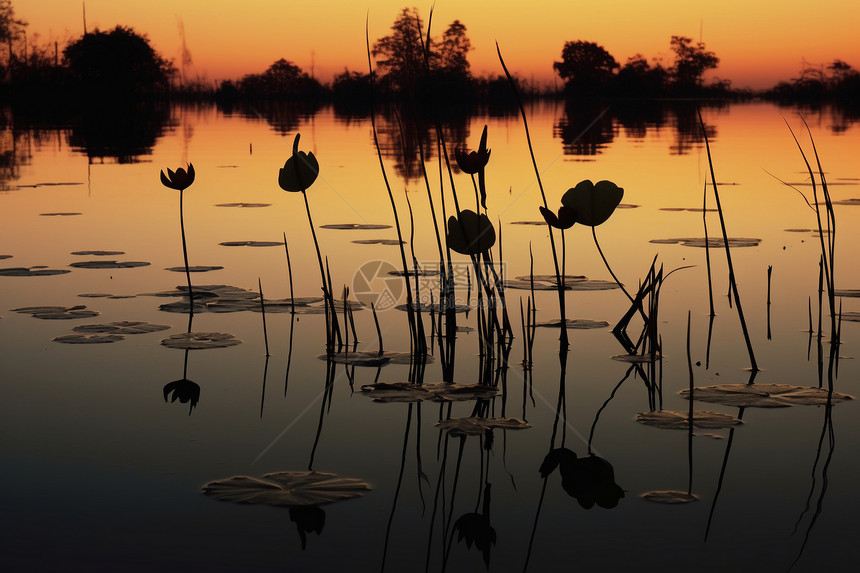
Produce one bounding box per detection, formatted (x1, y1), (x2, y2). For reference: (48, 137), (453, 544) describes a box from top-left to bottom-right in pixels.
(0, 255), (11, 260)
(649, 237), (761, 248)
(679, 383), (854, 407)
(0, 267), (71, 277)
(40, 212), (82, 216)
(17, 182), (84, 188)
(659, 207), (717, 212)
(611, 353), (661, 363)
(320, 350), (430, 366)
(70, 261), (150, 269)
(202, 471), (370, 507)
(841, 312), (860, 322)
(509, 220), (547, 226)
(534, 318), (609, 329)
(320, 223), (392, 230)
(641, 491), (699, 504)
(13, 305), (99, 319)
(215, 202), (271, 208)
(73, 321), (171, 335)
(351, 239), (405, 245)
(161, 332), (242, 349)
(360, 382), (498, 403)
(387, 269), (442, 277)
(70, 250), (125, 256)
(635, 410), (743, 430)
(834, 289), (860, 298)
(436, 417), (531, 436)
(164, 265), (223, 272)
(53, 333), (125, 344)
(784, 228), (812, 233)
(617, 203), (640, 209)
(218, 241), (284, 247)
(505, 275), (620, 291)
(395, 303), (471, 313)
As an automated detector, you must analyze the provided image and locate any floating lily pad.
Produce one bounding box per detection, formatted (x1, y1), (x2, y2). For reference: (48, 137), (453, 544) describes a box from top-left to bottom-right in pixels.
(16, 182), (84, 188)
(0, 255), (11, 260)
(70, 260), (150, 269)
(841, 312), (860, 322)
(53, 333), (125, 344)
(784, 228), (812, 233)
(436, 417), (531, 436)
(360, 382), (498, 403)
(0, 267), (71, 277)
(70, 250), (125, 256)
(649, 237), (762, 248)
(617, 203), (640, 209)
(509, 221), (546, 226)
(506, 275), (619, 291)
(40, 212), (82, 216)
(659, 207), (716, 212)
(635, 410), (743, 430)
(611, 353), (661, 363)
(387, 269), (442, 277)
(679, 383), (853, 407)
(395, 303), (471, 313)
(13, 305), (99, 319)
(164, 265), (223, 272)
(351, 239), (405, 245)
(320, 223), (392, 230)
(215, 202), (271, 208)
(78, 293), (114, 298)
(320, 350), (430, 366)
(202, 471), (371, 507)
(641, 491), (699, 504)
(829, 198), (860, 206)
(161, 332), (242, 349)
(834, 289), (860, 298)
(219, 241), (284, 247)
(73, 321), (171, 335)
(534, 318), (609, 329)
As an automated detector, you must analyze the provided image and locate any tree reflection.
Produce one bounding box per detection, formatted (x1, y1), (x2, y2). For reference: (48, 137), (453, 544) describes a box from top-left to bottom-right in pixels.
(554, 99), (614, 155)
(67, 101), (172, 163)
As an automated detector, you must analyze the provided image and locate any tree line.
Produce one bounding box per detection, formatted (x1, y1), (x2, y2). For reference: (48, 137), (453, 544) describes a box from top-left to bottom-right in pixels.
(0, 2), (857, 105)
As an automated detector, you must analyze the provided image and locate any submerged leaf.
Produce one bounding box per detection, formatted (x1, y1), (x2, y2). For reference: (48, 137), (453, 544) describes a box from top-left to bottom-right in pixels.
(202, 470), (370, 507)
(636, 410), (742, 430)
(679, 384), (853, 407)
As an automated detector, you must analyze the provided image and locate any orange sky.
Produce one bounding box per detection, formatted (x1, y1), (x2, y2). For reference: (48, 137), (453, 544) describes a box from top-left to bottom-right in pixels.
(15, 0), (860, 90)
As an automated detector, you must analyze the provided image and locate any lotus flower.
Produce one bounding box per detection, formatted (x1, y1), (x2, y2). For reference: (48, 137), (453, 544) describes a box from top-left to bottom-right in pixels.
(160, 163), (195, 191)
(279, 134), (319, 192)
(446, 209), (496, 256)
(455, 125), (491, 209)
(163, 378), (200, 415)
(561, 179), (624, 227)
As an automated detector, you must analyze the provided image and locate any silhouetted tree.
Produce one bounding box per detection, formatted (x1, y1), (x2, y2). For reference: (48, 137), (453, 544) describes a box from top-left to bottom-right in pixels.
(371, 7), (475, 99)
(235, 58), (324, 100)
(63, 26), (175, 98)
(616, 54), (668, 97)
(668, 36), (718, 93)
(372, 7), (428, 94)
(553, 40), (618, 97)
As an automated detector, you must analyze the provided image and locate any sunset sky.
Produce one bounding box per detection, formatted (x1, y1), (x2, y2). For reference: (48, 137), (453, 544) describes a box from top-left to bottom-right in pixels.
(15, 0), (860, 90)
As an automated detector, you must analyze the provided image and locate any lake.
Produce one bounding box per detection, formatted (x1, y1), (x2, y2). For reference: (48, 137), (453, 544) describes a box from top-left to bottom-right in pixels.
(2, 99), (860, 572)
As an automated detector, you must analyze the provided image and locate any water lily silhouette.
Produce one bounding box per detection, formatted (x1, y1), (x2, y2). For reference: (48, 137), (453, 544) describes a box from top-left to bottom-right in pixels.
(540, 448), (625, 509)
(539, 205), (576, 230)
(446, 209), (496, 256)
(160, 163), (195, 191)
(455, 125), (491, 209)
(561, 179), (624, 227)
(454, 482), (496, 568)
(289, 506), (325, 550)
(163, 378), (200, 415)
(278, 134), (319, 192)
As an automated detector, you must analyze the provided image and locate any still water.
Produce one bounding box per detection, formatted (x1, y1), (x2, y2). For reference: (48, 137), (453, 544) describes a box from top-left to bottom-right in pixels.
(2, 100), (860, 572)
